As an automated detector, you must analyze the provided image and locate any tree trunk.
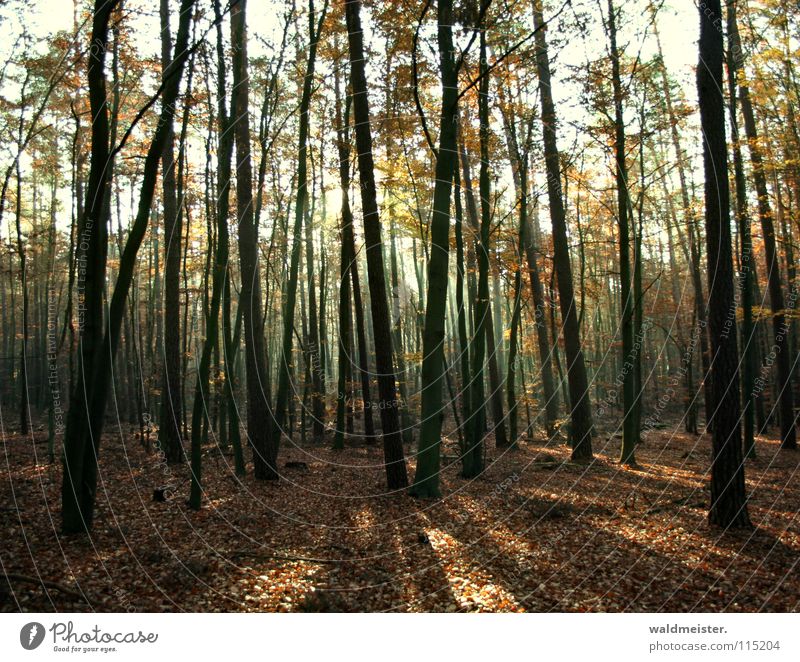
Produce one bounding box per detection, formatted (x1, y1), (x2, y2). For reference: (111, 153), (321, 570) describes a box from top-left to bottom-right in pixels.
(14, 160), (29, 435)
(410, 0), (459, 497)
(697, 0), (752, 529)
(739, 51), (798, 451)
(533, 0), (593, 460)
(607, 0), (637, 465)
(726, 0), (756, 458)
(464, 25), (492, 477)
(158, 0), (184, 465)
(345, 0), (408, 489)
(500, 101), (559, 436)
(653, 18), (713, 430)
(270, 0), (327, 469)
(188, 0), (240, 508)
(231, 0), (274, 479)
(61, 0), (117, 533)
(62, 0), (196, 533)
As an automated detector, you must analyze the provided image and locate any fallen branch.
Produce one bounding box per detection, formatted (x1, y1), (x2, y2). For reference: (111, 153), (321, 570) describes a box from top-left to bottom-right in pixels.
(3, 572), (90, 602)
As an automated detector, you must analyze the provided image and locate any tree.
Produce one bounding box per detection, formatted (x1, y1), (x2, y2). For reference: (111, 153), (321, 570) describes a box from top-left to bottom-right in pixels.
(605, 0), (637, 465)
(158, 0), (185, 465)
(464, 19), (492, 478)
(188, 0), (243, 509)
(725, 0), (756, 458)
(344, 0), (408, 489)
(652, 16), (713, 432)
(270, 0), (327, 472)
(62, 0), (197, 533)
(230, 0), (274, 479)
(736, 16), (797, 451)
(410, 0), (460, 498)
(696, 0), (751, 529)
(533, 0), (593, 461)
(499, 85), (560, 439)
(333, 48), (352, 451)
(60, 0), (118, 533)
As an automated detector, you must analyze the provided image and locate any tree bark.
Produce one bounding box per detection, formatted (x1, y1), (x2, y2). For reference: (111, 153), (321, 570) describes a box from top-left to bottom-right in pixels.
(697, 0), (752, 528)
(231, 0), (274, 479)
(62, 0), (196, 533)
(158, 0), (184, 465)
(345, 0), (408, 489)
(533, 0), (593, 460)
(738, 50), (797, 451)
(410, 0), (459, 497)
(607, 0), (637, 465)
(726, 0), (756, 458)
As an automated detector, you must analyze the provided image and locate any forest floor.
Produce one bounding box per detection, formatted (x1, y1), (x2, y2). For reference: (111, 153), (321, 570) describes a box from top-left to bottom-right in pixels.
(1, 421), (799, 612)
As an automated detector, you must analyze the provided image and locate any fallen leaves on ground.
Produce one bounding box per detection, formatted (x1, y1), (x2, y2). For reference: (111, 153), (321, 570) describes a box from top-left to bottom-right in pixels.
(1, 423), (798, 612)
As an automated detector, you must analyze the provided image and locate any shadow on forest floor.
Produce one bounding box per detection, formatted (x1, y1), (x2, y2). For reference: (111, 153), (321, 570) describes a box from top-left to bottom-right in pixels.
(1, 422), (798, 612)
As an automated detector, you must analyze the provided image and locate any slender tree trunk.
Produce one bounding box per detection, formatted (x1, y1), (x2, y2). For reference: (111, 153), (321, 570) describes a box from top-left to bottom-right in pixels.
(653, 18), (713, 430)
(500, 102), (559, 436)
(697, 0), (751, 528)
(305, 182), (325, 443)
(533, 0), (593, 460)
(457, 117), (508, 453)
(507, 224), (524, 447)
(410, 0), (459, 497)
(231, 0), (274, 479)
(390, 213), (414, 445)
(271, 0), (327, 468)
(345, 0), (408, 488)
(464, 24), (493, 476)
(738, 51), (798, 451)
(158, 0), (184, 464)
(61, 0), (117, 533)
(453, 163), (471, 452)
(333, 58), (352, 450)
(607, 0), (636, 465)
(62, 0), (195, 533)
(726, 0), (756, 458)
(188, 0), (240, 508)
(15, 161), (29, 435)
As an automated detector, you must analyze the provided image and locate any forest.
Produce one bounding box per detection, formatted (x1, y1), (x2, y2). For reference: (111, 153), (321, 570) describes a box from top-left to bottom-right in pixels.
(0, 0), (798, 613)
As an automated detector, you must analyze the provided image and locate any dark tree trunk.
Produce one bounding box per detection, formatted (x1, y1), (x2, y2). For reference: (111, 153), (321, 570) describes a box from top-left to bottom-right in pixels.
(61, 0), (117, 533)
(62, 0), (196, 533)
(158, 0), (184, 465)
(499, 99), (559, 437)
(606, 0), (638, 464)
(697, 0), (752, 529)
(188, 0), (240, 509)
(726, 0), (756, 458)
(739, 53), (797, 451)
(389, 213), (414, 445)
(333, 58), (352, 451)
(271, 0), (326, 467)
(410, 0), (459, 498)
(231, 0), (274, 479)
(345, 0), (408, 489)
(464, 25), (493, 477)
(533, 0), (593, 461)
(15, 161), (29, 435)
(305, 182), (325, 443)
